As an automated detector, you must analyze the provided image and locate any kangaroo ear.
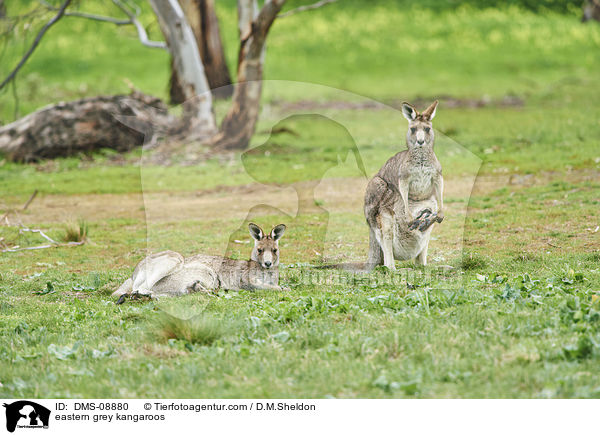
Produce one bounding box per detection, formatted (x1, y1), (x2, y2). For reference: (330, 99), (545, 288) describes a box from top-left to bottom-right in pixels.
(270, 224), (286, 241)
(402, 102), (417, 121)
(422, 100), (438, 121)
(248, 223), (264, 241)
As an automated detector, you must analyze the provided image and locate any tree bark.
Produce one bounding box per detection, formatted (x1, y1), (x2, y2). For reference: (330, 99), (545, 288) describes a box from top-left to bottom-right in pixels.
(150, 0), (216, 139)
(211, 0), (285, 150)
(0, 92), (171, 162)
(582, 0), (600, 21)
(0, 0), (285, 160)
(170, 0), (232, 103)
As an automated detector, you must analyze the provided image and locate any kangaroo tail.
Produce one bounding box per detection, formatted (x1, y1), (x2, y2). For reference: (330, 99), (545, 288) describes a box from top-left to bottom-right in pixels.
(312, 262), (375, 273)
(313, 228), (383, 273)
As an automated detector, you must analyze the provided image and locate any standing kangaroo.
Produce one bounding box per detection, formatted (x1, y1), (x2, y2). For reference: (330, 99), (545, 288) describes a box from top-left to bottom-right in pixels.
(363, 100), (443, 269)
(112, 223), (287, 303)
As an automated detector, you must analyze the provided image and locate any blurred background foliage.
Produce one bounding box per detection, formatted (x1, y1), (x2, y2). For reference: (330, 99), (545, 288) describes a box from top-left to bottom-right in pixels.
(1, 0), (598, 123)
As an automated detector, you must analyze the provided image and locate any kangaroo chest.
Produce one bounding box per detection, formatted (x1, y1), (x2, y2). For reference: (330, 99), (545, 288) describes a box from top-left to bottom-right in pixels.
(406, 164), (436, 199)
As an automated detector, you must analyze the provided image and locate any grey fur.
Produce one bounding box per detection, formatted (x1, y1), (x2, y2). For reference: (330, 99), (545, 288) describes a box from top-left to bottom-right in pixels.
(113, 223), (287, 301)
(363, 100), (443, 269)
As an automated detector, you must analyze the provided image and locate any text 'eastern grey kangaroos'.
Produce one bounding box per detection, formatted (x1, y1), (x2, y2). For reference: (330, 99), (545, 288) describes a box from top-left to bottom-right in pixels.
(363, 100), (444, 269)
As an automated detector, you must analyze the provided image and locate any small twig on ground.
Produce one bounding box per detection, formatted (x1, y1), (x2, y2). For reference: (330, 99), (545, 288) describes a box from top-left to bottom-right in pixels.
(1, 240), (84, 253)
(20, 228), (58, 244)
(546, 241), (561, 249)
(0, 189), (86, 252)
(22, 189), (38, 211)
(0, 189), (38, 224)
(278, 0), (338, 18)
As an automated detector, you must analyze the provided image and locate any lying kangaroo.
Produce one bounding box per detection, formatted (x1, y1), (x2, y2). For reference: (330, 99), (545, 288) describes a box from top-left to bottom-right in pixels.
(363, 100), (443, 269)
(112, 223), (287, 303)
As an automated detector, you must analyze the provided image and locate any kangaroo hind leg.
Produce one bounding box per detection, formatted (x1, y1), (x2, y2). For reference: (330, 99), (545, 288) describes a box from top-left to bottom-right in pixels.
(378, 212), (396, 270)
(366, 227), (383, 271)
(415, 240), (430, 267)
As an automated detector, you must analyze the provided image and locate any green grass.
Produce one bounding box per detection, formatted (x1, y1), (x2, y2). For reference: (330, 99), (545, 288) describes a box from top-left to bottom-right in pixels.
(0, 179), (598, 398)
(1, 2), (600, 398)
(2, 2), (600, 119)
(1, 255), (599, 398)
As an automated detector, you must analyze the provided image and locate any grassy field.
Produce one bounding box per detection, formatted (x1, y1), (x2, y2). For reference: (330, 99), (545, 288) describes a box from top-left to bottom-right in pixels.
(0, 1), (599, 398)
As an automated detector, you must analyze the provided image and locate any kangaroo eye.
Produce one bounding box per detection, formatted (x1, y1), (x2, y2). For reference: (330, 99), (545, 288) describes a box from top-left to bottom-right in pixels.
(410, 127), (416, 134)
(424, 127), (431, 133)
(272, 249), (278, 254)
(257, 248), (263, 254)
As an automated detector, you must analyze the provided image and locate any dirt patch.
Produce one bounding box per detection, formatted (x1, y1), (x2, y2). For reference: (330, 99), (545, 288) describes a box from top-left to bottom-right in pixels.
(8, 169), (594, 227)
(4, 192), (146, 226)
(11, 175), (480, 226)
(273, 95), (524, 113)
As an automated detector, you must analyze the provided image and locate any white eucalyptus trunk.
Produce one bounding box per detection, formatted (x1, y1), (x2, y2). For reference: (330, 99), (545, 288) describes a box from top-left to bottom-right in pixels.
(149, 0), (216, 137)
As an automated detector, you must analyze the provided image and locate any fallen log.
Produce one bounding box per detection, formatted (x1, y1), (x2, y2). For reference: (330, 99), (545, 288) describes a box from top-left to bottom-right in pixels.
(0, 91), (172, 162)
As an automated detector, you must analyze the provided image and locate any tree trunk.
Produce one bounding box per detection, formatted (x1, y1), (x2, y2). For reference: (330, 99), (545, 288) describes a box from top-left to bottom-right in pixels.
(582, 0), (600, 21)
(211, 0), (285, 150)
(0, 0), (283, 161)
(150, 0), (216, 139)
(0, 92), (171, 162)
(170, 0), (232, 103)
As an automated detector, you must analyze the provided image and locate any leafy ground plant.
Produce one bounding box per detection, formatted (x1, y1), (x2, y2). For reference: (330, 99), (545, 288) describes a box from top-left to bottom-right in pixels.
(0, 2), (599, 399)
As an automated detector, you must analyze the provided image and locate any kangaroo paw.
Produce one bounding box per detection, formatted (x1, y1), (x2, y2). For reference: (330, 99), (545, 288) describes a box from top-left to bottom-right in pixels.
(409, 217), (429, 231)
(415, 208), (432, 220)
(116, 294), (127, 305)
(418, 218), (433, 231)
(418, 212), (444, 231)
(409, 209), (434, 230)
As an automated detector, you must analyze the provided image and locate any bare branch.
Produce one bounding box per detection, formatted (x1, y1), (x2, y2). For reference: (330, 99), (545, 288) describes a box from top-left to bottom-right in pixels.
(0, 0), (72, 92)
(112, 0), (167, 49)
(278, 0), (338, 18)
(39, 0), (166, 49)
(39, 0), (130, 24)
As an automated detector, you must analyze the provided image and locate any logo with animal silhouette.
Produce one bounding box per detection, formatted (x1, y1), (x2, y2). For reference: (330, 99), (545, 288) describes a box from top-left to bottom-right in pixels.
(3, 401), (50, 432)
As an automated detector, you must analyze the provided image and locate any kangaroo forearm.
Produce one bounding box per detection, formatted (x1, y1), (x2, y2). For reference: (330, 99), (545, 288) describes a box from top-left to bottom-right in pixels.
(397, 178), (411, 218)
(432, 175), (443, 208)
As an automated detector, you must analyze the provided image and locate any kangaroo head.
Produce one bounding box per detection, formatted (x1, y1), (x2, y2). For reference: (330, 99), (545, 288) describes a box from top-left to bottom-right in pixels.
(248, 223), (286, 269)
(401, 100), (438, 150)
